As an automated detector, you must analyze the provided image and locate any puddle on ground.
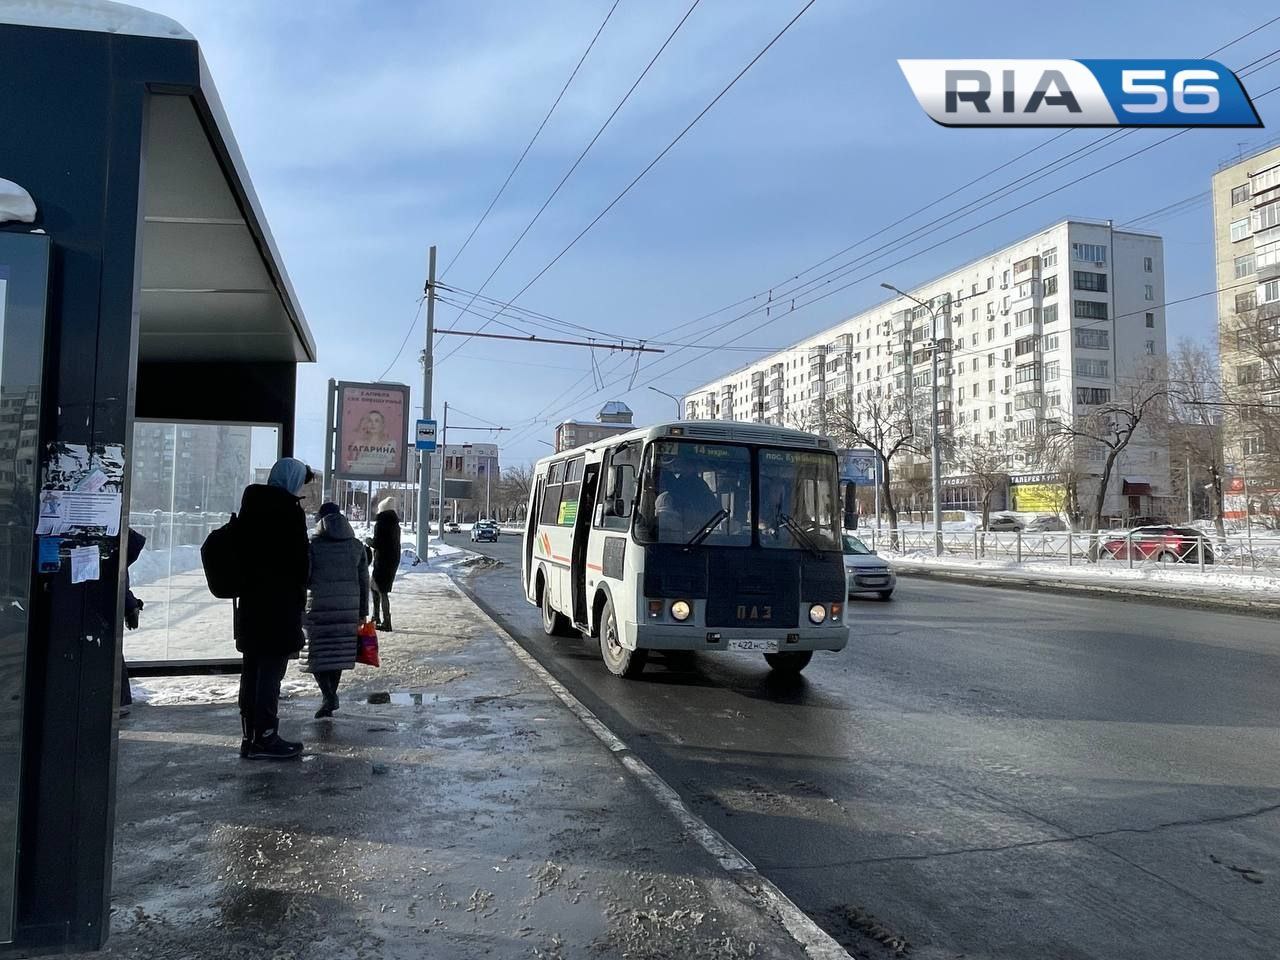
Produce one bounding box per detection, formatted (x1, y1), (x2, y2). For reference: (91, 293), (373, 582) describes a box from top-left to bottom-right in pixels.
(367, 691), (425, 706)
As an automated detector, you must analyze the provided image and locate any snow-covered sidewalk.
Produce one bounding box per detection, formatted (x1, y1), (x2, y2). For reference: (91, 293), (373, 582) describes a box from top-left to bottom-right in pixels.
(890, 552), (1280, 610)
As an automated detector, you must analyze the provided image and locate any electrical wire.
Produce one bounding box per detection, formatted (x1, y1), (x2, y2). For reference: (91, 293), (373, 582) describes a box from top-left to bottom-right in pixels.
(436, 0), (820, 368)
(440, 0), (623, 281)
(376, 297), (426, 381)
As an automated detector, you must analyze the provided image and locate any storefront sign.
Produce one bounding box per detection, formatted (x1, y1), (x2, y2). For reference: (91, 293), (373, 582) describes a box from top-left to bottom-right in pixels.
(1010, 482), (1064, 512)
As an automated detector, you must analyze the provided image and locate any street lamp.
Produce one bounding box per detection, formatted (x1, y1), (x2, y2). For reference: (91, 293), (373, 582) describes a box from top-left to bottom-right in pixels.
(881, 281), (946, 557)
(648, 386), (684, 420)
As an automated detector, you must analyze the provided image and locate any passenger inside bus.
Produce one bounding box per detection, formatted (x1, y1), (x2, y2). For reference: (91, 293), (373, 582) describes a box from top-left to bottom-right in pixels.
(654, 447), (721, 538)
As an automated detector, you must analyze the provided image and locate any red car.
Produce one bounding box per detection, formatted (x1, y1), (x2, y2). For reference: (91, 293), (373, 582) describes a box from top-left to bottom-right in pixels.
(1102, 526), (1215, 564)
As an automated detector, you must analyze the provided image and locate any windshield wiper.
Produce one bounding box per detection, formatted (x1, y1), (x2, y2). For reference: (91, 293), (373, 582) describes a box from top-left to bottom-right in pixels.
(685, 508), (729, 549)
(778, 513), (822, 558)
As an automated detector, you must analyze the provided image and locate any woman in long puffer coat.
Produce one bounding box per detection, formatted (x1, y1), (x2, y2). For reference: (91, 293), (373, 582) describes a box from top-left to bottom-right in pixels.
(371, 497), (401, 631)
(302, 502), (370, 718)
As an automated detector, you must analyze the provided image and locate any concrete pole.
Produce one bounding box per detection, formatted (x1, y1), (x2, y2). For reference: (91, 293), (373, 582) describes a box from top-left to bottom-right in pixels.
(415, 245), (436, 557)
(437, 401), (448, 551)
(929, 303), (943, 557)
(1185, 450), (1193, 522)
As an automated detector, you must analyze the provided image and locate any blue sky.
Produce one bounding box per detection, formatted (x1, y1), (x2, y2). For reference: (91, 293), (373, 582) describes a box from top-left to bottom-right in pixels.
(146, 0), (1280, 468)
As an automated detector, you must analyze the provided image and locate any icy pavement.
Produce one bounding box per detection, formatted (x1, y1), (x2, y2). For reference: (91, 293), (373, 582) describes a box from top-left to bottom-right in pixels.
(95, 574), (812, 959)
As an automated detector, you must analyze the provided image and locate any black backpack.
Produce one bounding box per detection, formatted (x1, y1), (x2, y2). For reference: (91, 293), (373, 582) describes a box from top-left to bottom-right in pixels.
(201, 513), (244, 599)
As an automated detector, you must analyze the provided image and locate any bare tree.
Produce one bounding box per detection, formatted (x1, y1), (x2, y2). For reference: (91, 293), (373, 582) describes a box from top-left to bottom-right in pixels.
(948, 436), (1014, 531)
(495, 463), (536, 522)
(1168, 338), (1226, 536)
(829, 391), (924, 545)
(1047, 361), (1168, 533)
(1219, 304), (1280, 492)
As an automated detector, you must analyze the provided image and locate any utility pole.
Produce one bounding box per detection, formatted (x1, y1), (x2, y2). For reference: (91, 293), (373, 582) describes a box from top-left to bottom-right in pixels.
(485, 457), (492, 519)
(323, 378), (337, 503)
(882, 282), (946, 556)
(437, 401), (448, 553)
(416, 245), (437, 558)
(1185, 448), (1193, 522)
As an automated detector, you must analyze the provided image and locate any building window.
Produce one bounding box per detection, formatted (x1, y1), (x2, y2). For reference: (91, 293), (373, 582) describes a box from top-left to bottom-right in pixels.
(1144, 284), (1154, 301)
(1263, 279), (1280, 304)
(1043, 334), (1060, 351)
(987, 328), (995, 343)
(1073, 270), (1108, 292)
(1003, 322), (1011, 336)
(1004, 374), (1012, 390)
(1041, 247), (1058, 267)
(1005, 402), (1013, 417)
(1235, 253), (1256, 279)
(1042, 303), (1059, 324)
(1232, 183), (1251, 205)
(1071, 242), (1107, 263)
(1015, 362), (1041, 384)
(1243, 436), (1268, 456)
(1231, 218), (1251, 242)
(1144, 256), (1154, 272)
(1014, 308), (1035, 328)
(988, 406), (996, 420)
(1236, 291), (1257, 314)
(1046, 391), (1061, 408)
(1145, 340), (1156, 355)
(1015, 336), (1038, 356)
(987, 276), (994, 290)
(958, 386), (965, 401)
(1073, 300), (1108, 320)
(1255, 200), (1280, 233)
(1075, 328), (1109, 349)
(1075, 358), (1110, 378)
(1043, 274), (1058, 296)
(1076, 387), (1111, 405)
(1145, 312), (1155, 328)
(1253, 164), (1280, 195)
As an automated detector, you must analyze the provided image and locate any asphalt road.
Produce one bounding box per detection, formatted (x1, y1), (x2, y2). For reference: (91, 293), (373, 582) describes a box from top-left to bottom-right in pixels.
(448, 531), (1280, 960)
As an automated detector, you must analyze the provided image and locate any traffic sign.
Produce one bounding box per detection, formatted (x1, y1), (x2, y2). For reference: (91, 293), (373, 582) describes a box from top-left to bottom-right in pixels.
(415, 419), (437, 451)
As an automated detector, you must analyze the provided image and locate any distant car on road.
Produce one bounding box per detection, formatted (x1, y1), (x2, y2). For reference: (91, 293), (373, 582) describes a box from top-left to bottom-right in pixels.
(470, 521), (499, 543)
(843, 534), (895, 600)
(1025, 514), (1067, 532)
(983, 514), (1024, 532)
(1101, 526), (1215, 564)
(445, 521), (461, 534)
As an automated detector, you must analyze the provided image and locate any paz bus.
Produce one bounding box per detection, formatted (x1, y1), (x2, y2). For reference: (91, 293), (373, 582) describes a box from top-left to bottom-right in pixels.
(522, 420), (850, 678)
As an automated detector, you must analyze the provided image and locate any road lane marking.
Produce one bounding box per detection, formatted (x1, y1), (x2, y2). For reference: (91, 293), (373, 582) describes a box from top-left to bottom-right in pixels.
(448, 577), (855, 960)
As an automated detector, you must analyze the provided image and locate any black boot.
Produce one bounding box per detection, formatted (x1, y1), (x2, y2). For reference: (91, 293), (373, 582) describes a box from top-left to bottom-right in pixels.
(245, 729), (303, 760)
(382, 617), (392, 633)
(239, 717), (253, 758)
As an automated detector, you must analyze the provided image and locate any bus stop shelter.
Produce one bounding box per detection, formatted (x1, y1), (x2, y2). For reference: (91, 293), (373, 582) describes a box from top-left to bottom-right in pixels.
(0, 3), (315, 952)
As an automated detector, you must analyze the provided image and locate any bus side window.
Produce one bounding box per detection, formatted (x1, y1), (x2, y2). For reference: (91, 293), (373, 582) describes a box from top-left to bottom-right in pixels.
(540, 460), (566, 526)
(600, 442), (639, 531)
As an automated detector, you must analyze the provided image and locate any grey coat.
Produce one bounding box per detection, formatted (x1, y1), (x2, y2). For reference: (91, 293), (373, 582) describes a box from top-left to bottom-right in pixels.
(301, 513), (370, 673)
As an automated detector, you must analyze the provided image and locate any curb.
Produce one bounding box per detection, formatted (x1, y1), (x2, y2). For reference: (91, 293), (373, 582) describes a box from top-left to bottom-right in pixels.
(894, 564), (1280, 615)
(443, 577), (853, 960)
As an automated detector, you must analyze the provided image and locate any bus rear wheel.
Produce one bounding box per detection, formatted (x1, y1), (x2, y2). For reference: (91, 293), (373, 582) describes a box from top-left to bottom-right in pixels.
(599, 596), (647, 678)
(541, 585), (575, 638)
(764, 650), (812, 674)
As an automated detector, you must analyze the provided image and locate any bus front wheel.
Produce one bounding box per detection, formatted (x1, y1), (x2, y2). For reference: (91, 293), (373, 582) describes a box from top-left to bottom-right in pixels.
(764, 650), (812, 674)
(541, 585), (575, 638)
(599, 596), (647, 678)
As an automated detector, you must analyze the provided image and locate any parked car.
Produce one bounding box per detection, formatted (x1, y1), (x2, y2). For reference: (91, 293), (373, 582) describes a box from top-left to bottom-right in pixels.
(843, 534), (895, 600)
(1101, 526), (1215, 564)
(1118, 515), (1167, 529)
(470, 521), (499, 543)
(983, 514), (1024, 532)
(445, 521), (461, 534)
(1025, 514), (1067, 532)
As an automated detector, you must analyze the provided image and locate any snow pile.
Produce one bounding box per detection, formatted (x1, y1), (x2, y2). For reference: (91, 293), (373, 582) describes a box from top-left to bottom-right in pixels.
(131, 673), (315, 706)
(890, 552), (1280, 602)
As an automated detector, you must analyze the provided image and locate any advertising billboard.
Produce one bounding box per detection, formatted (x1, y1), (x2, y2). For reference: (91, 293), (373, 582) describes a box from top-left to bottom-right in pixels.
(333, 381), (410, 482)
(840, 448), (879, 486)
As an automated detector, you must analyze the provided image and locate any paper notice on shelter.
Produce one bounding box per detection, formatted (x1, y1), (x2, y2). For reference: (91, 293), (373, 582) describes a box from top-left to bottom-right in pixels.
(69, 545), (100, 584)
(35, 490), (121, 536)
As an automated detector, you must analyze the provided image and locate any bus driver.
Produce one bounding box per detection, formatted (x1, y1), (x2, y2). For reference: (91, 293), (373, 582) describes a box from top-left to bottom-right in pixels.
(653, 447), (721, 539)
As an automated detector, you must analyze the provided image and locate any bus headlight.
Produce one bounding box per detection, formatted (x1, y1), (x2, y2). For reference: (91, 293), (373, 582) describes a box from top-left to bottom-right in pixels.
(671, 600), (692, 621)
(808, 603), (827, 624)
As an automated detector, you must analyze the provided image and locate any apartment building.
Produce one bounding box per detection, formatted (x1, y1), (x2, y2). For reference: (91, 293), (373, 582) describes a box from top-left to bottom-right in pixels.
(555, 401), (635, 452)
(1212, 142), (1280, 489)
(684, 219), (1170, 517)
(429, 441), (499, 480)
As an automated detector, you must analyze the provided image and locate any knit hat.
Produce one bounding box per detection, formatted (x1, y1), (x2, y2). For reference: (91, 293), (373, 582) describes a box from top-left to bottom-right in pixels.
(378, 496), (399, 514)
(317, 502), (341, 520)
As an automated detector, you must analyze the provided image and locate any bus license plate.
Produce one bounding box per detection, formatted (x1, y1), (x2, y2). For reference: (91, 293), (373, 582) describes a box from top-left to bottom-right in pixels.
(726, 638), (779, 652)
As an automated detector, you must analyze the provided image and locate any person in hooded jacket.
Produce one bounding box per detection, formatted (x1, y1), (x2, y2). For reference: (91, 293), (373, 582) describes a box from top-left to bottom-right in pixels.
(235, 457), (311, 760)
(302, 502), (369, 718)
(371, 496), (401, 631)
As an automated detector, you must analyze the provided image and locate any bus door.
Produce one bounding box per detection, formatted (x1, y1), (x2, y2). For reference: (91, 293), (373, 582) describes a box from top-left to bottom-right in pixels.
(524, 476), (544, 598)
(570, 461), (601, 627)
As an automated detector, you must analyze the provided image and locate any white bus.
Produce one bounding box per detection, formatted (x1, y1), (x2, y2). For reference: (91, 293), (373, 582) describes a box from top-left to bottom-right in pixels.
(522, 421), (849, 678)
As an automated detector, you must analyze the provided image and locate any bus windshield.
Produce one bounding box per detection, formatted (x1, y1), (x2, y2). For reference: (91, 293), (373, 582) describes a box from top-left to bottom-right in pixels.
(635, 440), (840, 552)
(757, 448), (841, 552)
(638, 441), (753, 546)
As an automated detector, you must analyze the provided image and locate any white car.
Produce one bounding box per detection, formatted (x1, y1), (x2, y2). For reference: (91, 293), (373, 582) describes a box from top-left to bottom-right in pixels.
(843, 534), (895, 600)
